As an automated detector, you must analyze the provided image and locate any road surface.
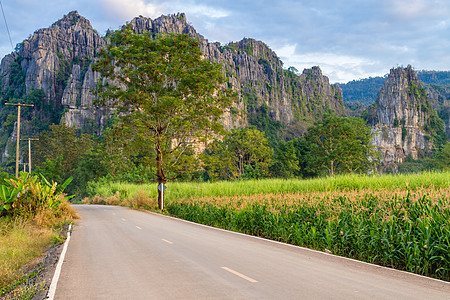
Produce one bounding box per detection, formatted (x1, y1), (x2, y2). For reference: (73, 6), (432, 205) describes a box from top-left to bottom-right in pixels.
(54, 205), (450, 299)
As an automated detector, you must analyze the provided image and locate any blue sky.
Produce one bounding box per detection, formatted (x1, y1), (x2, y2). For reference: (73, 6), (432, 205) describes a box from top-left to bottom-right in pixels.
(1, 0), (449, 83)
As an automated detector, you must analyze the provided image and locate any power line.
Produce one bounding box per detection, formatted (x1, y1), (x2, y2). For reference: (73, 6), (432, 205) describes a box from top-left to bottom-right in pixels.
(0, 0), (13, 50)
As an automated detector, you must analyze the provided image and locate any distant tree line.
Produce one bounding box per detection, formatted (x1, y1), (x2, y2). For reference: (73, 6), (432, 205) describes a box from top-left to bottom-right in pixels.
(26, 114), (449, 200)
(339, 76), (386, 106)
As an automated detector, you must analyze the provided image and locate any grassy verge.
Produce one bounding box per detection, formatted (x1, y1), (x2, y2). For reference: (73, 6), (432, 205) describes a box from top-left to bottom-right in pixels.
(0, 203), (78, 298)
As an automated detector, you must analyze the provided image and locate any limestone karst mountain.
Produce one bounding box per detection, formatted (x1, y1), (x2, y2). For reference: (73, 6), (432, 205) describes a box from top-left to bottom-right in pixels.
(370, 66), (446, 171)
(0, 11), (344, 141)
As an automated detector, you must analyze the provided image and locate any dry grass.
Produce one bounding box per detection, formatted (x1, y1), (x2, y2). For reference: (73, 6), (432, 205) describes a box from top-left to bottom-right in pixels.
(82, 191), (122, 206)
(0, 218), (54, 288)
(33, 201), (80, 228)
(0, 201), (79, 292)
(83, 190), (158, 210)
(122, 190), (158, 209)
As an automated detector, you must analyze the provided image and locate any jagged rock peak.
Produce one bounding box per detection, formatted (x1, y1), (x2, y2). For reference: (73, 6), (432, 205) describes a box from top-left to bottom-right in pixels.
(229, 38), (277, 59)
(300, 66), (329, 85)
(302, 66), (323, 77)
(51, 11), (93, 31)
(376, 65), (429, 127)
(371, 65), (436, 168)
(388, 64), (418, 82)
(128, 13), (197, 37)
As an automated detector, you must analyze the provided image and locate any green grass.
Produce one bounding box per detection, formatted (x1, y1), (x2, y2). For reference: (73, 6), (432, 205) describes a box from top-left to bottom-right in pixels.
(87, 171), (450, 201)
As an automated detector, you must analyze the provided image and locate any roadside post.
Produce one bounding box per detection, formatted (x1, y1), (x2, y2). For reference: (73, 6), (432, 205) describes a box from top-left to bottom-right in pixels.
(157, 183), (167, 210)
(4, 101), (34, 177)
(20, 137), (39, 173)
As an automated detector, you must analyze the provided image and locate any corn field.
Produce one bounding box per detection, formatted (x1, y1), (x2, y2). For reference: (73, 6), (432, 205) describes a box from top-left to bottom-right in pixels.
(166, 191), (450, 281)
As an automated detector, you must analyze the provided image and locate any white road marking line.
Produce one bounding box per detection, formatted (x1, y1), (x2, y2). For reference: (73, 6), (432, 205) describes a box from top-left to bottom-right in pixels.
(121, 218), (126, 221)
(161, 238), (173, 244)
(221, 266), (258, 283)
(143, 211), (448, 284)
(47, 224), (72, 299)
(136, 226), (142, 230)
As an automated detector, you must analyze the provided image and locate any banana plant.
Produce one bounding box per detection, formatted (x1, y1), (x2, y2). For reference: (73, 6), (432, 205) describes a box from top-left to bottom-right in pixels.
(0, 184), (20, 215)
(39, 174), (74, 202)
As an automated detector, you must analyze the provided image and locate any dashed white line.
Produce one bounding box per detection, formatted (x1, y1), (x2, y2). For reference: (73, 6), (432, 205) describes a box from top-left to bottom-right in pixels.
(161, 238), (173, 244)
(221, 267), (258, 283)
(121, 218), (126, 221)
(136, 226), (142, 230)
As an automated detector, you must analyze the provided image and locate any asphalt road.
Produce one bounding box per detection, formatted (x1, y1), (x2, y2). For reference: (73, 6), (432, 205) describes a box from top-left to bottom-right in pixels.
(54, 205), (450, 299)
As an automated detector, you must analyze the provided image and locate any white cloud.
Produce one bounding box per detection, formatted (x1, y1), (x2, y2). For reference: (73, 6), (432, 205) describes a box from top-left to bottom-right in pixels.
(99, 0), (163, 20)
(2, 0), (450, 81)
(178, 4), (229, 19)
(389, 0), (427, 19)
(387, 0), (450, 20)
(275, 44), (381, 83)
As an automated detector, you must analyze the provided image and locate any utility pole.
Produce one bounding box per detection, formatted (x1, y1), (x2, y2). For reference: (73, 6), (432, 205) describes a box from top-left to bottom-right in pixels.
(4, 101), (34, 177)
(20, 137), (38, 173)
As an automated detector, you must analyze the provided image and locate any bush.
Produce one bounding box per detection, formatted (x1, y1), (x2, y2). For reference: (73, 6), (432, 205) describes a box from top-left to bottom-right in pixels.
(0, 172), (73, 218)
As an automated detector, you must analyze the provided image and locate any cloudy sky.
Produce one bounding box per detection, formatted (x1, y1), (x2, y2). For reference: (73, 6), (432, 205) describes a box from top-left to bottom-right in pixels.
(0, 0), (449, 83)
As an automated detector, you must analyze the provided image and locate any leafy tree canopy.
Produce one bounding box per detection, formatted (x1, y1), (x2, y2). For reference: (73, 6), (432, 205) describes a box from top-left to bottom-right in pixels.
(202, 127), (273, 180)
(92, 26), (234, 206)
(304, 114), (380, 176)
(434, 142), (450, 171)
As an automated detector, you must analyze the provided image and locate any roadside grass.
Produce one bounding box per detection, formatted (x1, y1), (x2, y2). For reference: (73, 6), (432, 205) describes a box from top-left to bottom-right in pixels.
(0, 218), (54, 288)
(0, 205), (78, 297)
(86, 171), (450, 202)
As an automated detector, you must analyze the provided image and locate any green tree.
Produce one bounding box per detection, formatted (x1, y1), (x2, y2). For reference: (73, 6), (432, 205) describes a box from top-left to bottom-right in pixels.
(33, 124), (93, 183)
(93, 27), (233, 208)
(201, 140), (238, 181)
(434, 142), (450, 170)
(203, 128), (273, 180)
(304, 114), (379, 176)
(270, 140), (299, 178)
(226, 128), (273, 179)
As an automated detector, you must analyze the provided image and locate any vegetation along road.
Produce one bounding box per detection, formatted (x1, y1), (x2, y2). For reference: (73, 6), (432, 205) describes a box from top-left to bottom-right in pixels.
(54, 205), (450, 299)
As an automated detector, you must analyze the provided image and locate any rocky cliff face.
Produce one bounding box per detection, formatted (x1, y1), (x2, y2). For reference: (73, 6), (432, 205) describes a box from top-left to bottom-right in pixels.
(0, 11), (108, 135)
(0, 11), (344, 143)
(371, 66), (443, 170)
(127, 15), (344, 134)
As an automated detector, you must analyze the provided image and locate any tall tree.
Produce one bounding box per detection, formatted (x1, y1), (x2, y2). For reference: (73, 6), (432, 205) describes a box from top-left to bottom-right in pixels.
(93, 27), (233, 209)
(304, 114), (379, 176)
(203, 127), (273, 180)
(434, 142), (450, 171)
(270, 140), (299, 178)
(34, 124), (93, 179)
